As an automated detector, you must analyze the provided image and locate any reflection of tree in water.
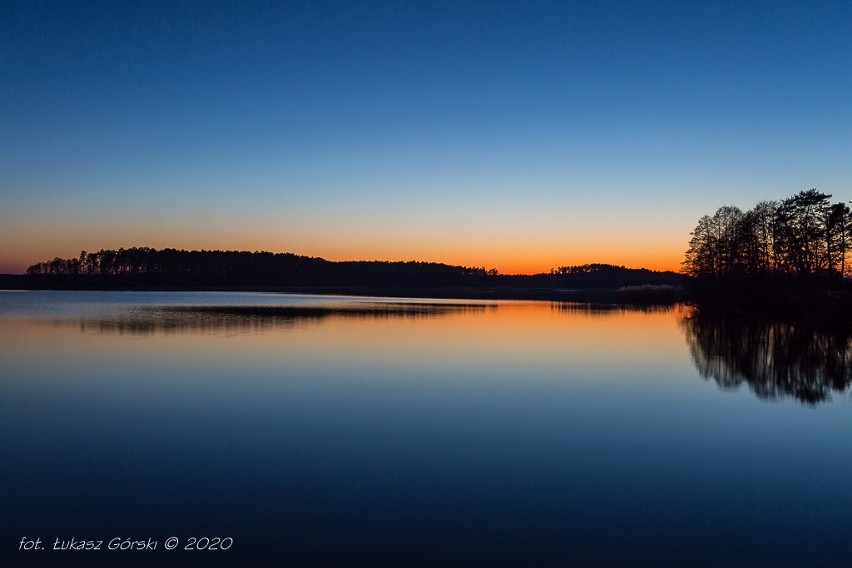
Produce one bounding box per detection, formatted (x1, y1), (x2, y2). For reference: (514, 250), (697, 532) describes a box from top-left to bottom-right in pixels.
(681, 312), (852, 404)
(61, 303), (494, 336)
(550, 302), (677, 316)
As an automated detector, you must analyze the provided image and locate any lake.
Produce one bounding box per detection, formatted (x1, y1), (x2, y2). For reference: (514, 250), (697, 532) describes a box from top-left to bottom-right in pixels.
(2, 291), (851, 567)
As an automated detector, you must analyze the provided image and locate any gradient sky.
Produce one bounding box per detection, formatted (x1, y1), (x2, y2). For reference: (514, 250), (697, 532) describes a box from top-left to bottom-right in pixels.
(2, 1), (850, 274)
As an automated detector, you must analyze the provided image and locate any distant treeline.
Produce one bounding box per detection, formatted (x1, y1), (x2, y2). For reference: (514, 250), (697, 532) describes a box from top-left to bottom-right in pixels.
(22, 248), (683, 292)
(683, 189), (851, 319)
(25, 248), (486, 288)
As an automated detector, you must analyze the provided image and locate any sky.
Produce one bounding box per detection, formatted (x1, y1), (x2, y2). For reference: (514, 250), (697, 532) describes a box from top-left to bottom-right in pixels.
(1, 0), (850, 274)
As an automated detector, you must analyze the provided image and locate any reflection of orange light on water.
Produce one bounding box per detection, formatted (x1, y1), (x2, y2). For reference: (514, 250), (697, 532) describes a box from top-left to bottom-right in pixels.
(0, 301), (692, 388)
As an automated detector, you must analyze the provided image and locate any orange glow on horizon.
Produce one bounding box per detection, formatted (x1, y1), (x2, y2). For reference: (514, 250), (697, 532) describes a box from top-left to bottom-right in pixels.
(0, 245), (685, 276)
(485, 253), (682, 275)
(0, 212), (690, 275)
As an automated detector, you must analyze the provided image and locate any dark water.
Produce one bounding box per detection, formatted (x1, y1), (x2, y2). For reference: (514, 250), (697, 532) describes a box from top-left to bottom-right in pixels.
(2, 291), (851, 567)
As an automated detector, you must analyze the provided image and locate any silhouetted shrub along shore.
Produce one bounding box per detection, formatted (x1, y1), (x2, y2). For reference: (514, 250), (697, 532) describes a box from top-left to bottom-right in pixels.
(12, 248), (684, 302)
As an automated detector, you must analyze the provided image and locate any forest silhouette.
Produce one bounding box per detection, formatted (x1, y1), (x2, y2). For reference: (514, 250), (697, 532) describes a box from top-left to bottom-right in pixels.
(683, 189), (849, 279)
(682, 189), (851, 320)
(19, 248), (683, 300)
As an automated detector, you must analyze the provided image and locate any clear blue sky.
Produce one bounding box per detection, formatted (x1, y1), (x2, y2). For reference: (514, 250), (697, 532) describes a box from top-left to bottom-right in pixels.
(2, 0), (850, 273)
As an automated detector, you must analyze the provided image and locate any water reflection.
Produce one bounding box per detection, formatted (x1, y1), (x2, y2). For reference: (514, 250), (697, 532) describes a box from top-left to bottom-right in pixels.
(48, 302), (494, 335)
(681, 311), (852, 404)
(4, 293), (852, 566)
(550, 301), (677, 315)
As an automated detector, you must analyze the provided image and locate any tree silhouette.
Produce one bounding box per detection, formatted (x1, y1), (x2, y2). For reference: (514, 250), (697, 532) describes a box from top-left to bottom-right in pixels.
(683, 190), (849, 279)
(24, 249), (684, 295)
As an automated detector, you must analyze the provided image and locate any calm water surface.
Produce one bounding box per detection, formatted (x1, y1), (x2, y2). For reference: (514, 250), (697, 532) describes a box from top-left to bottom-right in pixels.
(2, 291), (851, 566)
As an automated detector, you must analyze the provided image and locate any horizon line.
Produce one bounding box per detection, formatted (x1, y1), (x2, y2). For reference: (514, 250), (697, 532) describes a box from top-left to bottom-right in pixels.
(7, 246), (684, 277)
